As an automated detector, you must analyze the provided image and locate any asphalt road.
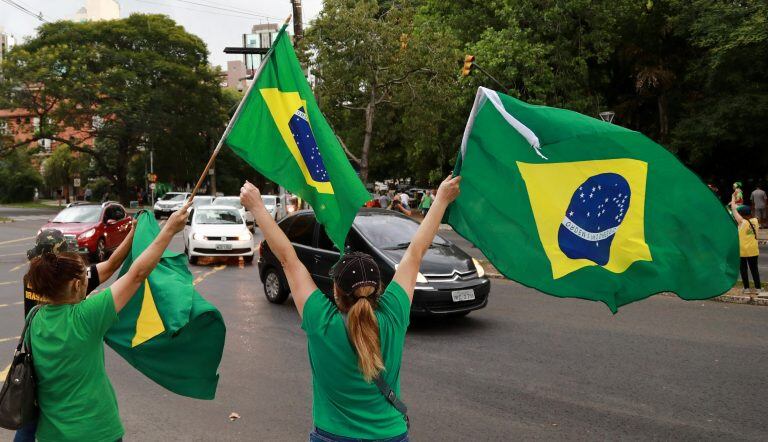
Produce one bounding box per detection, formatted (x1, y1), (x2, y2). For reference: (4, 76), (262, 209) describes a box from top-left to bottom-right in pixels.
(1, 214), (767, 441)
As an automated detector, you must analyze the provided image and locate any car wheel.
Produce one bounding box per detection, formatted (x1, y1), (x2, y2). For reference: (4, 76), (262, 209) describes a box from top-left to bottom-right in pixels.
(263, 268), (288, 304)
(95, 238), (106, 262)
(188, 253), (198, 265)
(154, 212), (161, 220)
(244, 255), (254, 265)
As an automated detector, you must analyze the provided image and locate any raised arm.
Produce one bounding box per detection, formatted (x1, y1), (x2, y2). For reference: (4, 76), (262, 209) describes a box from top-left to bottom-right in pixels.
(731, 198), (744, 225)
(96, 218), (137, 283)
(393, 175), (461, 300)
(240, 181), (317, 317)
(109, 202), (190, 313)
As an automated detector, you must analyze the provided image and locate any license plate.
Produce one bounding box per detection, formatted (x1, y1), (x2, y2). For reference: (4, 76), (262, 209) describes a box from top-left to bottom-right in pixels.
(215, 243), (232, 251)
(451, 289), (475, 302)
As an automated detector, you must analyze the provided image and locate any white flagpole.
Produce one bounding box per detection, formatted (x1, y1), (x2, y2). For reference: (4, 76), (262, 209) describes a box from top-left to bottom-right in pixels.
(189, 14), (292, 199)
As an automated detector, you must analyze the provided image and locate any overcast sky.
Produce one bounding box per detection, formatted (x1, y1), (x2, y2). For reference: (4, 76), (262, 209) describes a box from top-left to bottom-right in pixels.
(0, 0), (323, 68)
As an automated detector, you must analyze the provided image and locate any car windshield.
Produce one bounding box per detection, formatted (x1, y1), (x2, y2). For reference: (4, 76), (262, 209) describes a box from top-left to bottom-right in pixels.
(52, 206), (102, 223)
(354, 214), (449, 249)
(192, 197), (213, 206)
(164, 194), (186, 202)
(195, 209), (242, 224)
(213, 198), (242, 209)
(262, 196), (277, 206)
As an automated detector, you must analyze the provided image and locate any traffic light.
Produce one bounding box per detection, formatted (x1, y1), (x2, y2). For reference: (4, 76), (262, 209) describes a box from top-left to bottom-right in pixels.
(461, 55), (475, 77)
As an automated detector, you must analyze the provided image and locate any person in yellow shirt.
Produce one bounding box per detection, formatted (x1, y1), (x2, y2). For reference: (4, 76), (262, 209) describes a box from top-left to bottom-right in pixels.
(731, 199), (766, 297)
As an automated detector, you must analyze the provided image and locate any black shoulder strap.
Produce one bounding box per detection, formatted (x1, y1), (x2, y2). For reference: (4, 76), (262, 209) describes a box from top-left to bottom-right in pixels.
(341, 313), (410, 429)
(17, 305), (41, 355)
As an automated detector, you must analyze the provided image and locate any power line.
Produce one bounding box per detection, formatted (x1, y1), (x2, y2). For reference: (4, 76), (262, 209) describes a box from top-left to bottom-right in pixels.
(0, 0), (48, 22)
(164, 0), (280, 21)
(135, 0), (268, 21)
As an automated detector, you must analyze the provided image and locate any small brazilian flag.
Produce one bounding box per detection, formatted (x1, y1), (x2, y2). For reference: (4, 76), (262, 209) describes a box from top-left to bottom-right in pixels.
(225, 24), (369, 250)
(447, 87), (739, 312)
(104, 211), (225, 399)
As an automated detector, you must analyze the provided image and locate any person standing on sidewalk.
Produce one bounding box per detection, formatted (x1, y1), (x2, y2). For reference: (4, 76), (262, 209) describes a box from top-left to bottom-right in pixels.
(418, 190), (433, 216)
(750, 184), (767, 227)
(731, 198), (766, 297)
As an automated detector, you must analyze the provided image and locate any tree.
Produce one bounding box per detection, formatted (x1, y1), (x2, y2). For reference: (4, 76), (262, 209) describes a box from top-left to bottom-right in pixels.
(304, 0), (437, 182)
(0, 14), (226, 203)
(0, 150), (42, 203)
(42, 146), (86, 202)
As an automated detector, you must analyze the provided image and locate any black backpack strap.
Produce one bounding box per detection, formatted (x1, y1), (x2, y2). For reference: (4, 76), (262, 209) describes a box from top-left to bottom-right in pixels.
(16, 305), (41, 355)
(341, 313), (410, 429)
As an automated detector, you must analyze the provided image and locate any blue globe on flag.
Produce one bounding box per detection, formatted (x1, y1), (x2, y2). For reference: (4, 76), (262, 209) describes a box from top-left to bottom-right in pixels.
(288, 106), (330, 183)
(558, 173), (631, 266)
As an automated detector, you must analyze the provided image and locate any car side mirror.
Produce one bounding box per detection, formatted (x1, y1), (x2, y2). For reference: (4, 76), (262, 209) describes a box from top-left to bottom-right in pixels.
(106, 219), (117, 225)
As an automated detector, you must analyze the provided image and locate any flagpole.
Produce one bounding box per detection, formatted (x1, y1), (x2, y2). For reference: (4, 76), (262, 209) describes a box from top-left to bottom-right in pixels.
(189, 14), (292, 200)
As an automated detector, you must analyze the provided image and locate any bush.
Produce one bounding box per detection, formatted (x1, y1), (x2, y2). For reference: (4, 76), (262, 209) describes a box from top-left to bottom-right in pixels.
(0, 151), (43, 203)
(86, 177), (112, 201)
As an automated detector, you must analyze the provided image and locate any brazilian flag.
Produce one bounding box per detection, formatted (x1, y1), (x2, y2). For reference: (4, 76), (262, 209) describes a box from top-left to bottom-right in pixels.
(105, 211), (225, 399)
(225, 24), (369, 250)
(447, 87), (739, 312)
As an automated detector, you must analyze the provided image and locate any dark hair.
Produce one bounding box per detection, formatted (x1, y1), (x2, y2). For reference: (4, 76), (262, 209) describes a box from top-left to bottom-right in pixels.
(26, 252), (86, 302)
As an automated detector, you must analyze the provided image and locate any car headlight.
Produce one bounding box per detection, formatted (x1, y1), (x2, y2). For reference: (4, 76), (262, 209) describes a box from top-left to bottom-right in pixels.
(238, 232), (252, 241)
(79, 228), (96, 239)
(192, 233), (205, 240)
(416, 272), (428, 283)
(472, 258), (485, 278)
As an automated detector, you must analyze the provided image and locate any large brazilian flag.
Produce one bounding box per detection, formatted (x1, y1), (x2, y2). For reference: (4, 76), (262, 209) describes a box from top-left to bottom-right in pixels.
(226, 25), (369, 250)
(447, 87), (739, 312)
(105, 211), (225, 399)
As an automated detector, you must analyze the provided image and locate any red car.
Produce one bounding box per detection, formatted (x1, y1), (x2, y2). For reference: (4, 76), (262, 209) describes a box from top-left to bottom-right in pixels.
(40, 202), (132, 262)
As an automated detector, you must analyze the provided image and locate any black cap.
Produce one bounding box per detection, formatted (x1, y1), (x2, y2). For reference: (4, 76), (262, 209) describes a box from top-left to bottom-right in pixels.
(332, 252), (381, 295)
(27, 229), (70, 261)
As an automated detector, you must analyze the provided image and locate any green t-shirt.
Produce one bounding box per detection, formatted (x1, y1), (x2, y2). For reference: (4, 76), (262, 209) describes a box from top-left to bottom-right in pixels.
(301, 281), (410, 439)
(29, 289), (124, 442)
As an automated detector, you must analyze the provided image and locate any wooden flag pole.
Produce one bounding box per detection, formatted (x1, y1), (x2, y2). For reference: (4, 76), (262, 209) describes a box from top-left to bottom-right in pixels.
(189, 14), (293, 200)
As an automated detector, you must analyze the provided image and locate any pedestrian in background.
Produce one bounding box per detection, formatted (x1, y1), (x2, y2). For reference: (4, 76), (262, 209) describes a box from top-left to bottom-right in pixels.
(750, 184), (767, 227)
(732, 182), (744, 205)
(240, 176), (461, 442)
(390, 196), (412, 216)
(399, 192), (410, 209)
(731, 198), (766, 297)
(23, 203), (189, 442)
(378, 192), (390, 209)
(418, 190), (433, 216)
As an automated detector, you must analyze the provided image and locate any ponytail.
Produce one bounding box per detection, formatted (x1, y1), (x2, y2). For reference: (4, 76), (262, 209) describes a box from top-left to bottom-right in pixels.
(346, 285), (384, 382)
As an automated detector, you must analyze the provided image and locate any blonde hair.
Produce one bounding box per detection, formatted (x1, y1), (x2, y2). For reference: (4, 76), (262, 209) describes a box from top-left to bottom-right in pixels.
(341, 285), (384, 382)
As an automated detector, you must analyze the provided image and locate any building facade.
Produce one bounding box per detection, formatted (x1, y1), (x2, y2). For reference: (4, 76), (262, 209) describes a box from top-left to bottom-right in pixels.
(74, 0), (121, 22)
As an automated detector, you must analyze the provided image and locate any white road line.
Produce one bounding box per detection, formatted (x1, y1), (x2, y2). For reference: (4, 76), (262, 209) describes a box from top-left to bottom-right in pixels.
(0, 252), (27, 258)
(8, 215), (51, 221)
(0, 281), (18, 286)
(0, 336), (20, 344)
(0, 301), (23, 308)
(0, 236), (35, 246)
(1, 363), (10, 382)
(9, 263), (26, 272)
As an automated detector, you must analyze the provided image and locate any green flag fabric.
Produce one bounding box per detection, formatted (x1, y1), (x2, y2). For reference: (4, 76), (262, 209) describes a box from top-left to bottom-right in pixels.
(104, 211), (225, 399)
(225, 25), (369, 250)
(447, 87), (739, 312)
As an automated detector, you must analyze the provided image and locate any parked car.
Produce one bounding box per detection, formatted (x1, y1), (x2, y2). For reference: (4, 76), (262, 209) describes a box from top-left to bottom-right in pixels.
(213, 196), (255, 230)
(153, 192), (190, 219)
(261, 195), (280, 221)
(257, 208), (490, 316)
(190, 195), (215, 208)
(183, 205), (254, 265)
(39, 202), (132, 262)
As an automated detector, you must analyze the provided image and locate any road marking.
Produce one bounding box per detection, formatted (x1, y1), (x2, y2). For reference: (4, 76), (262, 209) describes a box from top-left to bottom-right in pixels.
(0, 301), (23, 309)
(193, 265), (225, 286)
(9, 263), (26, 272)
(0, 252), (27, 258)
(0, 281), (18, 286)
(0, 236), (35, 246)
(0, 336), (20, 344)
(1, 363), (10, 382)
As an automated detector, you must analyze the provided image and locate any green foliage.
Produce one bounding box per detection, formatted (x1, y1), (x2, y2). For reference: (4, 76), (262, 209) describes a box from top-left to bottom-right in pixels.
(42, 147), (86, 189)
(86, 177), (112, 201)
(0, 14), (227, 203)
(0, 151), (43, 203)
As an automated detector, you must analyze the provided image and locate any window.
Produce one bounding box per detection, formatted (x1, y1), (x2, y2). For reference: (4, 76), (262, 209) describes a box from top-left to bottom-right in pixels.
(53, 206), (101, 223)
(194, 208), (242, 225)
(286, 215), (315, 246)
(113, 207), (126, 220)
(317, 225), (336, 251)
(354, 213), (449, 249)
(0, 120), (7, 135)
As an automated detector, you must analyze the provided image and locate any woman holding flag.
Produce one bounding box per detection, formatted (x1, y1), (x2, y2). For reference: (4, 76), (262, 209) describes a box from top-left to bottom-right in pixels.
(240, 175), (461, 442)
(23, 202), (191, 442)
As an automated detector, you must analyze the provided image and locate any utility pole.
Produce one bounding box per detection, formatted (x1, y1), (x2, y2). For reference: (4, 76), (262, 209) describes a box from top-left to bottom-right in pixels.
(291, 0), (303, 41)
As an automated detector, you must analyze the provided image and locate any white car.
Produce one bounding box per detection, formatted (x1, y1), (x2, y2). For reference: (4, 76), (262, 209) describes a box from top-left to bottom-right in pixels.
(189, 195), (215, 208)
(154, 192), (190, 219)
(261, 195), (279, 221)
(183, 205), (254, 265)
(213, 196), (255, 230)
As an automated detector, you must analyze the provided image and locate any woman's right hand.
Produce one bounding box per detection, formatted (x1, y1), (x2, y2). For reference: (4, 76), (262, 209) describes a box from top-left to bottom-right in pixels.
(166, 201), (192, 234)
(435, 175), (462, 205)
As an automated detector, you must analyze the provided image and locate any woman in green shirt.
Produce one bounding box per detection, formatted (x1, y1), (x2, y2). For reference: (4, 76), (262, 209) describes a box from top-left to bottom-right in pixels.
(24, 202), (191, 442)
(240, 175), (461, 441)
